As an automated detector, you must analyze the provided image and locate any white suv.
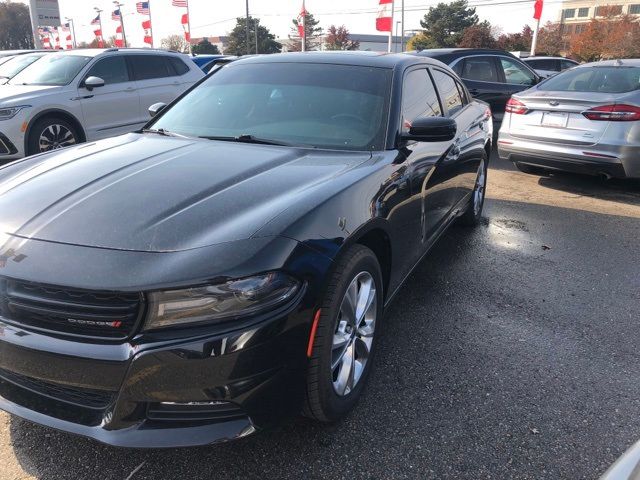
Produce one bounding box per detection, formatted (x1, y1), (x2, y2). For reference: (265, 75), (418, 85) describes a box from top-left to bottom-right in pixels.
(0, 48), (204, 160)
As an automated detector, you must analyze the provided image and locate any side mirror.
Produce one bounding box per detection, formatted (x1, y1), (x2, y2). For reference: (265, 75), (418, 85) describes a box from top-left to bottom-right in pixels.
(83, 76), (105, 91)
(401, 117), (457, 142)
(148, 102), (167, 118)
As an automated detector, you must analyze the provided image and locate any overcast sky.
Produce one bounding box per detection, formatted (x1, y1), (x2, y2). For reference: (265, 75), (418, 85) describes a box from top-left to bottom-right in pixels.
(18, 0), (562, 48)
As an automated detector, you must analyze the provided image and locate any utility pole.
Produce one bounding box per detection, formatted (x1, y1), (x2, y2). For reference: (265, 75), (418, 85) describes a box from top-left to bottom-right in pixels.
(387, 0), (394, 53)
(301, 0), (306, 52)
(94, 7), (104, 48)
(255, 18), (259, 54)
(245, 0), (250, 55)
(401, 0), (405, 51)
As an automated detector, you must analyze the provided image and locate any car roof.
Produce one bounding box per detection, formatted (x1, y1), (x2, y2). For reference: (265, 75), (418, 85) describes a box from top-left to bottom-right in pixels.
(48, 48), (188, 58)
(231, 51), (444, 70)
(525, 56), (575, 61)
(579, 58), (640, 68)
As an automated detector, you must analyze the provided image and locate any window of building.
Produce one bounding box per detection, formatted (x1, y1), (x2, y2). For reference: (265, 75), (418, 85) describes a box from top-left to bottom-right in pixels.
(595, 5), (622, 16)
(563, 8), (576, 18)
(574, 24), (586, 33)
(578, 7), (590, 16)
(629, 4), (640, 14)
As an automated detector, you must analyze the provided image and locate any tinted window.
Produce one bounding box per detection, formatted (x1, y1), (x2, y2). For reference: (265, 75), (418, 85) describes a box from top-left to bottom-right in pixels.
(131, 55), (173, 80)
(85, 56), (129, 84)
(578, 7), (590, 16)
(563, 8), (576, 18)
(560, 59), (578, 70)
(168, 56), (190, 76)
(401, 69), (442, 131)
(527, 59), (557, 71)
(461, 57), (499, 83)
(432, 70), (464, 116)
(630, 4), (640, 14)
(151, 63), (391, 151)
(538, 67), (640, 93)
(500, 58), (536, 85)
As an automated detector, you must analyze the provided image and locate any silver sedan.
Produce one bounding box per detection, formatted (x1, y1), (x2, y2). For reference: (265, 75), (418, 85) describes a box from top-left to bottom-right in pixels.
(498, 59), (640, 179)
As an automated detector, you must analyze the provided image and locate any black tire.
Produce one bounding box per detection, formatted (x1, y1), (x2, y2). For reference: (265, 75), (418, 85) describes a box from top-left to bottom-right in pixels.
(459, 152), (488, 226)
(514, 162), (549, 176)
(304, 245), (383, 423)
(27, 117), (80, 156)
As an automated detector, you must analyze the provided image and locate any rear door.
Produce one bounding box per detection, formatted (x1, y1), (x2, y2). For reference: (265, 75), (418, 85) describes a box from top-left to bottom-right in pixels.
(77, 55), (142, 141)
(129, 54), (184, 123)
(454, 55), (506, 120)
(431, 68), (485, 206)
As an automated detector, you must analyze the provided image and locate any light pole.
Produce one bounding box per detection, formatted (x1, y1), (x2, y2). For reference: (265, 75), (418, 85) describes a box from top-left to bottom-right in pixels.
(245, 0), (250, 55)
(65, 17), (77, 49)
(395, 21), (401, 52)
(113, 1), (128, 48)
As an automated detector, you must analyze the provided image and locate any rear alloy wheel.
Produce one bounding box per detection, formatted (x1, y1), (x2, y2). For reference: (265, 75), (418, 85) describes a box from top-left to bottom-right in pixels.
(515, 162), (549, 176)
(459, 152), (488, 226)
(304, 245), (382, 422)
(27, 117), (79, 156)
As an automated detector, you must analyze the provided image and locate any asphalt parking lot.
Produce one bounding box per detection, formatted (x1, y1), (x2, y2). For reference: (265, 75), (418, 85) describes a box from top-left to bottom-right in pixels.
(2, 149), (639, 480)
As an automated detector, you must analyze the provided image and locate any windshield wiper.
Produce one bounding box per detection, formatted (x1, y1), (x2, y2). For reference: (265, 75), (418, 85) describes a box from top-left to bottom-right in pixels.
(142, 128), (190, 139)
(198, 134), (300, 147)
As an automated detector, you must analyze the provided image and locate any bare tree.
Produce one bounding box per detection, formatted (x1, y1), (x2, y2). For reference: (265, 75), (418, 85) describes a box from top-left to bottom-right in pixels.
(161, 34), (190, 53)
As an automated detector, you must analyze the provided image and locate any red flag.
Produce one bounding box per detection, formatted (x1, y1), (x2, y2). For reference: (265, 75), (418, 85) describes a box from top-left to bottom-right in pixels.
(115, 38), (124, 47)
(296, 5), (307, 37)
(376, 0), (393, 32)
(116, 25), (122, 34)
(93, 28), (102, 37)
(142, 19), (152, 44)
(533, 0), (543, 19)
(181, 13), (190, 41)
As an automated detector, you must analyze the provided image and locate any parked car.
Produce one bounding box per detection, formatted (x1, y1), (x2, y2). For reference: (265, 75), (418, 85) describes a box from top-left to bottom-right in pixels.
(0, 52), (51, 85)
(0, 48), (203, 160)
(498, 59), (640, 179)
(412, 48), (542, 121)
(0, 51), (492, 448)
(522, 56), (579, 78)
(190, 54), (235, 73)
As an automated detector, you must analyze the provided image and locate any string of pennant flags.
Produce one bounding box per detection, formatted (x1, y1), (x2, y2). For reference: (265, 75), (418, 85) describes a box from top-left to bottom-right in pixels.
(37, 0), (545, 53)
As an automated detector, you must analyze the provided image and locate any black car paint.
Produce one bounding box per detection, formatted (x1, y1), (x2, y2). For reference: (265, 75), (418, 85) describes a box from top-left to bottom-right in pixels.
(412, 49), (542, 121)
(0, 52), (492, 447)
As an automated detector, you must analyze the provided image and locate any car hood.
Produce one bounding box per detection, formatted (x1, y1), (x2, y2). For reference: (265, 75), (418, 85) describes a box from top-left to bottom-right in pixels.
(0, 84), (66, 104)
(0, 134), (372, 252)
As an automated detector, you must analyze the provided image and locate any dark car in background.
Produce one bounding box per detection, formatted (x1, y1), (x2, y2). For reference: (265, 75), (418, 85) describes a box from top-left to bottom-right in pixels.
(0, 52), (492, 448)
(191, 54), (236, 73)
(522, 56), (579, 78)
(412, 48), (542, 121)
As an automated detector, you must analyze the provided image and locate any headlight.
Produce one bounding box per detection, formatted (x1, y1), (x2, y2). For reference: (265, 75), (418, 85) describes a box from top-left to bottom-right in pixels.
(0, 105), (30, 120)
(145, 272), (301, 330)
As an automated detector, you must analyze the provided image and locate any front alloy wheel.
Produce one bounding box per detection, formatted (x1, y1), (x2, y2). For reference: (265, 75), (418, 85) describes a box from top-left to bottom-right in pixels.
(304, 245), (382, 422)
(331, 271), (377, 396)
(27, 117), (80, 156)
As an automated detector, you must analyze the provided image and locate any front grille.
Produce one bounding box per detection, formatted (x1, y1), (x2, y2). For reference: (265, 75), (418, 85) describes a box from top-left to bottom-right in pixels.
(0, 367), (115, 409)
(0, 277), (143, 339)
(146, 401), (246, 422)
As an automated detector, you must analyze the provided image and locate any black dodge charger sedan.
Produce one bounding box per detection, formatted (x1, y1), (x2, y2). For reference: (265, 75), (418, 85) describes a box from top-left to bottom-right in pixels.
(0, 52), (492, 447)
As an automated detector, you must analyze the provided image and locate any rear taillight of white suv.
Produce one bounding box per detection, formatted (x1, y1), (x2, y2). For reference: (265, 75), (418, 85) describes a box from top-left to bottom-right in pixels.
(505, 98), (528, 115)
(582, 104), (640, 121)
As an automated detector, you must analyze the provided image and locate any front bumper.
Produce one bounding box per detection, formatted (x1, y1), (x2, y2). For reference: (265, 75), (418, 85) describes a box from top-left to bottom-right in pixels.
(0, 298), (310, 448)
(0, 113), (27, 161)
(497, 131), (640, 179)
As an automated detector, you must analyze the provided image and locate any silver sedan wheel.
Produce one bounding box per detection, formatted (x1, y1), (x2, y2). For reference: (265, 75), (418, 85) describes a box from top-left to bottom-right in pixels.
(473, 160), (487, 217)
(332, 271), (377, 396)
(38, 124), (76, 152)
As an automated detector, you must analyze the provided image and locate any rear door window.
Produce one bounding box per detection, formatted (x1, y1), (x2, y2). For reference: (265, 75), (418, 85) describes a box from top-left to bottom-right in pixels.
(527, 59), (556, 71)
(538, 67), (640, 93)
(168, 56), (190, 76)
(431, 70), (464, 116)
(499, 58), (536, 86)
(460, 56), (499, 83)
(560, 59), (578, 71)
(130, 55), (174, 80)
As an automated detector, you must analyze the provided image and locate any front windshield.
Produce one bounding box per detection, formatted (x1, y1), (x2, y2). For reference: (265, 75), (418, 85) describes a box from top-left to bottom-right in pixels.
(9, 54), (91, 86)
(0, 54), (47, 79)
(150, 62), (392, 151)
(538, 66), (640, 93)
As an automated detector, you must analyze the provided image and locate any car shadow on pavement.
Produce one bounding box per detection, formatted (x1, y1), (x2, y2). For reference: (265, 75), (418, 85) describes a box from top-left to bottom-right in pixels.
(536, 173), (640, 207)
(6, 198), (640, 480)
